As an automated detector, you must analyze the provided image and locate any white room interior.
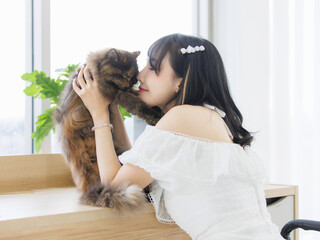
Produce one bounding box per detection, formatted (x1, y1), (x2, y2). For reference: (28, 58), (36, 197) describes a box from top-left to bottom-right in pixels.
(0, 0), (319, 239)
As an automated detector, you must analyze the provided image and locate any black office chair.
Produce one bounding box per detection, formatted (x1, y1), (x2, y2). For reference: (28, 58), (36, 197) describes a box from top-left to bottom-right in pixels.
(280, 219), (320, 240)
(266, 197), (320, 239)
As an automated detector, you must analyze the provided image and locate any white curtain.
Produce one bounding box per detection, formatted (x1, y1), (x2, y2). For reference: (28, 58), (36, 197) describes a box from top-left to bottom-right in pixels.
(270, 1), (320, 239)
(213, 0), (320, 239)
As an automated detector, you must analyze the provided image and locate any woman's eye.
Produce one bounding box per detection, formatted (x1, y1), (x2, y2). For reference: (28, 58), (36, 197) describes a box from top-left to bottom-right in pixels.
(149, 67), (156, 71)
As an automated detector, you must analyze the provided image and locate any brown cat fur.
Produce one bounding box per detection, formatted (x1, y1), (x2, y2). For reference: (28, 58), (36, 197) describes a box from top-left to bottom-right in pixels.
(53, 48), (161, 214)
(80, 182), (148, 215)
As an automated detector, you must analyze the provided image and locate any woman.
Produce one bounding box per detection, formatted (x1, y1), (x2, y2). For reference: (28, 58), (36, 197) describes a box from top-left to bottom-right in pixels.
(73, 33), (283, 239)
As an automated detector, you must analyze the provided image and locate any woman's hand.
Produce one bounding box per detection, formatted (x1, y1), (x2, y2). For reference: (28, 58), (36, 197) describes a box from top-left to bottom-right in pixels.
(73, 65), (111, 121)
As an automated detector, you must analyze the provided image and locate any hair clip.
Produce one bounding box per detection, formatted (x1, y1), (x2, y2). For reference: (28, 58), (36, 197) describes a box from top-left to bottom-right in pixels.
(180, 45), (205, 54)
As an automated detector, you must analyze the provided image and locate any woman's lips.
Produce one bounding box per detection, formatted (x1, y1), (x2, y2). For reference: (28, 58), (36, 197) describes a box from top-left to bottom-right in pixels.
(138, 86), (148, 93)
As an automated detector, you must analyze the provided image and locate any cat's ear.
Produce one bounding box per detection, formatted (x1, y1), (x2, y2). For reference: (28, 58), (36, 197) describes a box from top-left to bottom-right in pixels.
(107, 49), (118, 61)
(132, 51), (140, 59)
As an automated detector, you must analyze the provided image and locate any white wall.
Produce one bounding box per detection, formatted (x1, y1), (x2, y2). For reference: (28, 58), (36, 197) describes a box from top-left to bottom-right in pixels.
(212, 0), (272, 178)
(213, 1), (320, 239)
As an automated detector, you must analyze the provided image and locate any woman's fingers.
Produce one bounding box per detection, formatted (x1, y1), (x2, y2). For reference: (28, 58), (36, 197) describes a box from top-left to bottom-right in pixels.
(77, 67), (86, 88)
(73, 77), (81, 95)
(83, 66), (93, 84)
(73, 65), (95, 97)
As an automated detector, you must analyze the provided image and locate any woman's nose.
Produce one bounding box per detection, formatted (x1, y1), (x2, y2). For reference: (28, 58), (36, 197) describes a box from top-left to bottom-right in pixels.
(137, 66), (147, 82)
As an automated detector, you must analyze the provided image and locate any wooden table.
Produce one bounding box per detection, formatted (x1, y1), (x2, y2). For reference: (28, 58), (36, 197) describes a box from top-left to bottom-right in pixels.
(0, 154), (190, 240)
(0, 154), (298, 240)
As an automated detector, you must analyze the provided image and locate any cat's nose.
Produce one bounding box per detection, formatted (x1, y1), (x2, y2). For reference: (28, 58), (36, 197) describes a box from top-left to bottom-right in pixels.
(129, 76), (138, 87)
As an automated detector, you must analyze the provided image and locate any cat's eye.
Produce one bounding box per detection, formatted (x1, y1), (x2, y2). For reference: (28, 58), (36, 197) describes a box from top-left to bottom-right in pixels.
(122, 73), (129, 79)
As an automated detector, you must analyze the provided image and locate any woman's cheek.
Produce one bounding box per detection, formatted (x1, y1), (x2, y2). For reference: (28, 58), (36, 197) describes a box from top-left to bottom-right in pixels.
(138, 91), (152, 106)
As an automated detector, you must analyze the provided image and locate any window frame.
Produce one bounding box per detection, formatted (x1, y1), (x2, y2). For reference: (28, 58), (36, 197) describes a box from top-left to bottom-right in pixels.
(25, 0), (51, 154)
(25, 0), (33, 154)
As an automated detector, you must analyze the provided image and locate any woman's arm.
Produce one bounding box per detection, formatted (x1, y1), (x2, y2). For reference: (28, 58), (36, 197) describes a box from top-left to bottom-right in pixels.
(73, 66), (152, 188)
(73, 66), (121, 185)
(112, 163), (153, 189)
(109, 104), (132, 152)
(91, 109), (153, 188)
(92, 112), (122, 185)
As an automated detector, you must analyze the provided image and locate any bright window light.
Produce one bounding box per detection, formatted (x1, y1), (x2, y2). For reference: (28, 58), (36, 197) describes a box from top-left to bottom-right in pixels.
(50, 0), (192, 151)
(0, 0), (26, 155)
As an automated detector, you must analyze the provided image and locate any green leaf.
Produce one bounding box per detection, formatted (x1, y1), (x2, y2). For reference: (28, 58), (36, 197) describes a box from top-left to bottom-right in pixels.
(57, 63), (80, 80)
(21, 71), (39, 83)
(56, 78), (69, 93)
(34, 140), (42, 153)
(119, 105), (131, 120)
(34, 120), (54, 152)
(32, 108), (55, 153)
(35, 71), (61, 99)
(23, 84), (41, 96)
(64, 64), (80, 77)
(50, 98), (59, 106)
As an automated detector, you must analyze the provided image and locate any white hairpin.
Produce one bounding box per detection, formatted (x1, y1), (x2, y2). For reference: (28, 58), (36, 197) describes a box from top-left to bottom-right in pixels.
(180, 45), (205, 54)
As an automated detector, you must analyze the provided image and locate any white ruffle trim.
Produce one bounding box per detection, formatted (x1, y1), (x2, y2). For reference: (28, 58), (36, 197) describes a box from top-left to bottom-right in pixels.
(119, 126), (267, 190)
(147, 182), (176, 224)
(118, 126), (267, 223)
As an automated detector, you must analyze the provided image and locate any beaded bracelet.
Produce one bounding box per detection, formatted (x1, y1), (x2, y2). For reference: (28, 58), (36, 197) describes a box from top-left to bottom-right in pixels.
(91, 123), (113, 132)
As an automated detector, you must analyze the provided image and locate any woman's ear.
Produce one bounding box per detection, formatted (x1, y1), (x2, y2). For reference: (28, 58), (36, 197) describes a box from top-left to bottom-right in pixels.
(175, 77), (183, 93)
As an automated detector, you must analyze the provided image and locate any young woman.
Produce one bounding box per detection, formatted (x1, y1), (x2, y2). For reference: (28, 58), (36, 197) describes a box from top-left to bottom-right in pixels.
(73, 34), (283, 239)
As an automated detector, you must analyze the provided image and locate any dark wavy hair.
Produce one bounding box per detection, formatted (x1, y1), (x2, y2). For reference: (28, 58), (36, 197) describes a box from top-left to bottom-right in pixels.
(147, 33), (254, 147)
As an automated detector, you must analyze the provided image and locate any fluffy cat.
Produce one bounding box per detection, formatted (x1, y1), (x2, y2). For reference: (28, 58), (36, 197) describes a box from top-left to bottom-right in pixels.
(53, 48), (161, 214)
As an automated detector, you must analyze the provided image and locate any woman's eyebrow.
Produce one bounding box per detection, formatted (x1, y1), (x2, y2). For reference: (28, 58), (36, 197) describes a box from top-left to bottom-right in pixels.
(149, 58), (158, 66)
(149, 57), (157, 62)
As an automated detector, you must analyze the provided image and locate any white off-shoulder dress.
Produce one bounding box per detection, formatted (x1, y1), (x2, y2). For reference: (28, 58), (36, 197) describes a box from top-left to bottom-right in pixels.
(118, 106), (283, 240)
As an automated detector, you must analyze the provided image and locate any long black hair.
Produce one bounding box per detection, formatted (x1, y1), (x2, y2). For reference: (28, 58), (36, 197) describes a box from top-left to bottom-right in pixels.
(148, 33), (253, 147)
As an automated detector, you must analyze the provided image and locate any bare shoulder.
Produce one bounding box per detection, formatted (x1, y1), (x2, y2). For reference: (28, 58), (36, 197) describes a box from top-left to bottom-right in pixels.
(156, 105), (232, 143)
(155, 105), (190, 132)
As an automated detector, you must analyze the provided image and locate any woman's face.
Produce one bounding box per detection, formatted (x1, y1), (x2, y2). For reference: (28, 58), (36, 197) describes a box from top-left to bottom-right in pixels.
(137, 54), (182, 113)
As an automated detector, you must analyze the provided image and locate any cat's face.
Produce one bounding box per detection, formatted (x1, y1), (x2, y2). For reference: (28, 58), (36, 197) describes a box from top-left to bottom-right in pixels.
(89, 48), (140, 90)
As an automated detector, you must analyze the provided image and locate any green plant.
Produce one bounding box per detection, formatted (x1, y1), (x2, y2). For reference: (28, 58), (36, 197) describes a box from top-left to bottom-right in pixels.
(22, 65), (132, 153)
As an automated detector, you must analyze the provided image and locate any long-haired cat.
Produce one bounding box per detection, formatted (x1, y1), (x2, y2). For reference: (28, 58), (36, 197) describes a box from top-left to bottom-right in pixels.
(53, 48), (162, 214)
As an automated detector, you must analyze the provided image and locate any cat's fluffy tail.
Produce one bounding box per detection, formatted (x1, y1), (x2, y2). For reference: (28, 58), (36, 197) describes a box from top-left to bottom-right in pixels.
(80, 181), (148, 215)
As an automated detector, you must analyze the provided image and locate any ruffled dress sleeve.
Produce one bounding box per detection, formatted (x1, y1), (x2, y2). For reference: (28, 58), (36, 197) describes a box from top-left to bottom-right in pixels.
(118, 126), (267, 224)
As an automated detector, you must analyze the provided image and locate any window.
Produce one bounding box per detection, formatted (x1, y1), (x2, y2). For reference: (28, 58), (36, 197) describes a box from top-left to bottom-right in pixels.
(0, 0), (28, 155)
(0, 0), (196, 154)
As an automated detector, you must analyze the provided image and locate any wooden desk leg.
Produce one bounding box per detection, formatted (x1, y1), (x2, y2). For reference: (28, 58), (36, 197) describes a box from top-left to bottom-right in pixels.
(294, 185), (299, 240)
